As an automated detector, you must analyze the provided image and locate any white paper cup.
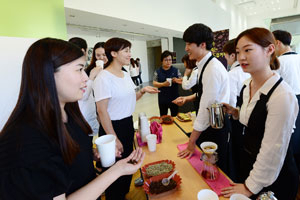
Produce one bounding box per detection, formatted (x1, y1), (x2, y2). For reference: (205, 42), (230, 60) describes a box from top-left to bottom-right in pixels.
(197, 189), (219, 200)
(96, 60), (104, 68)
(146, 134), (157, 152)
(166, 78), (172, 86)
(95, 135), (116, 167)
(141, 130), (150, 143)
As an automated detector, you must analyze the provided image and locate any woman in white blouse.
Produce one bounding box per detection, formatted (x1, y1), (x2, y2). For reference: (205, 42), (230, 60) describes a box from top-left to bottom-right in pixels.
(221, 28), (299, 199)
(181, 54), (198, 91)
(93, 37), (158, 200)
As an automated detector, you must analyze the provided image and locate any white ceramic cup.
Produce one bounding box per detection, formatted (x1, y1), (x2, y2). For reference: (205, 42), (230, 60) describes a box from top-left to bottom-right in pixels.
(197, 189), (219, 200)
(146, 134), (157, 152)
(166, 78), (172, 86)
(95, 135), (116, 167)
(96, 60), (104, 69)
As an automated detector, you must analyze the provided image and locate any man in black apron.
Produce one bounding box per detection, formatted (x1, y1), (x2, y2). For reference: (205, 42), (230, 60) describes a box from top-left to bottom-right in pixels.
(173, 23), (232, 176)
(273, 30), (300, 171)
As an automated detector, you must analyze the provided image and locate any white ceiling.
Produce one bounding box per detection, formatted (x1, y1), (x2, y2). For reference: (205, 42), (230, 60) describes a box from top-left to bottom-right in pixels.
(65, 0), (299, 41)
(232, 0), (297, 16)
(65, 7), (183, 41)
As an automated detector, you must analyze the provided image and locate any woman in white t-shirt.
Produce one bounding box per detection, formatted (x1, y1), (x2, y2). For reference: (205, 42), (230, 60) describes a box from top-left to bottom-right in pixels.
(129, 58), (139, 86)
(93, 37), (158, 200)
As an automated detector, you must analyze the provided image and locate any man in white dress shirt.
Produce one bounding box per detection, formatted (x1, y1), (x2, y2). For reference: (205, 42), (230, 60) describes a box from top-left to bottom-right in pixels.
(273, 30), (300, 170)
(173, 23), (232, 176)
(223, 39), (250, 107)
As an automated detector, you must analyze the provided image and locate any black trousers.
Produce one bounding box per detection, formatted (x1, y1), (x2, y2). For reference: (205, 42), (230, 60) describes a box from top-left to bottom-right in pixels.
(99, 116), (134, 200)
(158, 102), (178, 117)
(137, 72), (143, 84)
(131, 77), (139, 86)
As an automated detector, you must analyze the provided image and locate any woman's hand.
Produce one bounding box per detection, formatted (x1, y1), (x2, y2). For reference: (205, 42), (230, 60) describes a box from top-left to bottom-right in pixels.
(142, 86), (160, 94)
(93, 148), (100, 161)
(172, 77), (182, 84)
(222, 103), (239, 119)
(177, 141), (195, 159)
(221, 183), (253, 198)
(114, 148), (145, 176)
(116, 138), (123, 157)
(184, 68), (192, 76)
(172, 96), (186, 106)
(89, 66), (102, 80)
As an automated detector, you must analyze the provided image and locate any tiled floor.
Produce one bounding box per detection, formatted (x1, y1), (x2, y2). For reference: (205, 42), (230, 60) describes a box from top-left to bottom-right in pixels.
(132, 81), (173, 122)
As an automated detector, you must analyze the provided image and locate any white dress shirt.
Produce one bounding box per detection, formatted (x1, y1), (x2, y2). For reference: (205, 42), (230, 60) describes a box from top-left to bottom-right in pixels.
(78, 79), (99, 135)
(275, 53), (300, 95)
(193, 52), (230, 132)
(239, 73), (298, 194)
(182, 67), (198, 90)
(93, 70), (136, 120)
(228, 61), (250, 106)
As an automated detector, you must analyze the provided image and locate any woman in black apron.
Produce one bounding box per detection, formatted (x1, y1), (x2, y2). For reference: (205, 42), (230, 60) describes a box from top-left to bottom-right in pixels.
(221, 28), (299, 200)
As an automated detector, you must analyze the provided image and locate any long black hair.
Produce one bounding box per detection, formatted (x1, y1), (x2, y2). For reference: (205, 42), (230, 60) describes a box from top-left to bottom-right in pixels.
(0, 38), (92, 164)
(86, 42), (105, 76)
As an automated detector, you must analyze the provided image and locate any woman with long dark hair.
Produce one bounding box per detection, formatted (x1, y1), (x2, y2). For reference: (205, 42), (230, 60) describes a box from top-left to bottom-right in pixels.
(0, 38), (145, 200)
(93, 37), (158, 200)
(221, 28), (299, 199)
(85, 42), (107, 76)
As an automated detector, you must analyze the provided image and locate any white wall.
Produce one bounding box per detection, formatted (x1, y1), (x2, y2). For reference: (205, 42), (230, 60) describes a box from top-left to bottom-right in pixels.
(64, 0), (231, 32)
(216, 0), (248, 39)
(0, 37), (38, 130)
(67, 27), (150, 82)
(247, 7), (300, 29)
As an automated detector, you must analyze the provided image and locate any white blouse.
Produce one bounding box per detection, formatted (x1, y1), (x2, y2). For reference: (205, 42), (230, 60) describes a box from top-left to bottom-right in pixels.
(93, 70), (136, 120)
(228, 61), (250, 107)
(276, 53), (300, 95)
(239, 73), (298, 194)
(182, 67), (198, 90)
(78, 79), (99, 135)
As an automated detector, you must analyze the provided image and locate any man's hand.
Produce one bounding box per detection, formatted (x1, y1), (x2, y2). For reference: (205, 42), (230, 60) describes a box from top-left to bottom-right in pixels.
(172, 96), (186, 106)
(177, 141), (195, 159)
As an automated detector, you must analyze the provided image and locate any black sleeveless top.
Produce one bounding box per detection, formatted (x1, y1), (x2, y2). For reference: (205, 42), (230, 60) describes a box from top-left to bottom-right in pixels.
(236, 78), (298, 200)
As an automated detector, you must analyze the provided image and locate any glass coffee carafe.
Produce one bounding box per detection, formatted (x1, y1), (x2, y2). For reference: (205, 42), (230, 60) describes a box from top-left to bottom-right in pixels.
(200, 142), (220, 181)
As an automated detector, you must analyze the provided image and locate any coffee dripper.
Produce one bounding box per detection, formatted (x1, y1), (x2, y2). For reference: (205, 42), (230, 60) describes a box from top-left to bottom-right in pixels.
(200, 142), (220, 181)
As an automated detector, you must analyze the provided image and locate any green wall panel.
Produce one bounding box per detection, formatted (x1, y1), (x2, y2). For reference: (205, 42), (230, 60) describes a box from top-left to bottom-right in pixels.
(0, 0), (67, 39)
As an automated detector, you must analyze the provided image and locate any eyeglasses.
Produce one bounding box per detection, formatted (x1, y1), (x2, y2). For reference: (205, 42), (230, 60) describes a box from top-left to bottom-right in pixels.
(163, 59), (172, 62)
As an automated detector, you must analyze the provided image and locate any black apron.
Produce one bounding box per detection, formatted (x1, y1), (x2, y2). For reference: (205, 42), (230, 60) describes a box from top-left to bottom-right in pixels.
(236, 77), (298, 200)
(194, 55), (232, 176)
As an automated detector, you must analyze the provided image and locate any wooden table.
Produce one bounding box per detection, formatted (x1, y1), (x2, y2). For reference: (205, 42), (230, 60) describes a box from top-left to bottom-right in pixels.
(135, 119), (229, 200)
(173, 117), (193, 134)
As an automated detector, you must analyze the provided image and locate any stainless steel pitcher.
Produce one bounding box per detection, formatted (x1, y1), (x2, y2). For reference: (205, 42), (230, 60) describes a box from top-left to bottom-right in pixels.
(207, 103), (224, 129)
